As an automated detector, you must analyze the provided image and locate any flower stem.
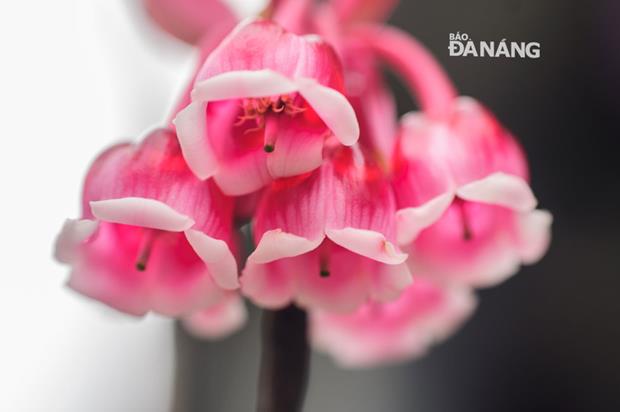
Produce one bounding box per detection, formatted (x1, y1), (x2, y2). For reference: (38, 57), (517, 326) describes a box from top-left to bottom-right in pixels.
(256, 305), (310, 412)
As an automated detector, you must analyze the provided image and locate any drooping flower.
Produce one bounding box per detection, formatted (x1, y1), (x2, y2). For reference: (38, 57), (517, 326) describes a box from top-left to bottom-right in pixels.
(241, 146), (411, 313)
(310, 278), (476, 368)
(392, 98), (552, 286)
(174, 19), (359, 196)
(54, 128), (239, 316)
(183, 293), (247, 339)
(143, 0), (237, 45)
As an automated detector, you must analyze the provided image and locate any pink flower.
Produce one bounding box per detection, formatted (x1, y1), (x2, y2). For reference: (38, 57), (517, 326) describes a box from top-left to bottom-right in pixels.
(54, 129), (239, 316)
(143, 0), (237, 45)
(392, 98), (552, 286)
(183, 293), (247, 339)
(174, 19), (359, 196)
(310, 278), (476, 368)
(241, 146), (411, 313)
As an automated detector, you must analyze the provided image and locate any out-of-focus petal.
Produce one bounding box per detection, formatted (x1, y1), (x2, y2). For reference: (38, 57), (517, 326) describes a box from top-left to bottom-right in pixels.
(143, 0), (237, 45)
(517, 209), (553, 264)
(183, 294), (247, 340)
(310, 280), (477, 368)
(54, 219), (98, 264)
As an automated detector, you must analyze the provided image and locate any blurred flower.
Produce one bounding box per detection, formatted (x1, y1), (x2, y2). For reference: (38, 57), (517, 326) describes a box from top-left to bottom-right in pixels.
(143, 0), (237, 44)
(54, 129), (239, 316)
(183, 294), (248, 339)
(241, 146), (411, 312)
(330, 0), (398, 24)
(392, 98), (552, 286)
(310, 278), (476, 367)
(174, 19), (359, 195)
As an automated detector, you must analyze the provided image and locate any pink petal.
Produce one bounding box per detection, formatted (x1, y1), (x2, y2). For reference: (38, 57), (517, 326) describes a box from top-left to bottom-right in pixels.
(249, 230), (324, 264)
(182, 294), (247, 340)
(325, 148), (401, 246)
(517, 209), (553, 264)
(185, 229), (239, 289)
(310, 280), (477, 368)
(265, 115), (326, 178)
(196, 20), (345, 90)
(396, 192), (455, 245)
(173, 101), (219, 180)
(54, 219), (98, 264)
(326, 228), (407, 265)
(295, 78), (360, 146)
(370, 262), (413, 303)
(212, 150), (273, 196)
(457, 172), (537, 213)
(253, 170), (327, 245)
(191, 70), (297, 102)
(406, 202), (524, 287)
(143, 0), (237, 45)
(295, 246), (372, 313)
(241, 259), (297, 309)
(90, 198), (195, 232)
(67, 223), (225, 317)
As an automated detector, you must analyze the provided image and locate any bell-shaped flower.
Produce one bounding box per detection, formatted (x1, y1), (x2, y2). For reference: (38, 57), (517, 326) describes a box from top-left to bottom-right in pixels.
(310, 278), (476, 368)
(241, 145), (411, 313)
(174, 19), (359, 196)
(392, 98), (552, 286)
(54, 129), (239, 316)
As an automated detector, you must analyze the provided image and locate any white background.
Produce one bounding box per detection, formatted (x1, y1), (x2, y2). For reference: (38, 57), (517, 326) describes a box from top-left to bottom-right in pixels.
(0, 1), (264, 410)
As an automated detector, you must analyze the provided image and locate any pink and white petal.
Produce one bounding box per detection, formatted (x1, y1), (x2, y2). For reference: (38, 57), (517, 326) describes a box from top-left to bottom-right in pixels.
(253, 169), (326, 242)
(409, 240), (522, 288)
(185, 229), (239, 289)
(54, 219), (98, 264)
(90, 198), (195, 232)
(326, 228), (407, 265)
(517, 209), (553, 264)
(67, 260), (151, 317)
(296, 77), (360, 146)
(213, 150), (273, 196)
(197, 21), (344, 89)
(295, 249), (371, 313)
(241, 260), (296, 309)
(265, 119), (326, 178)
(370, 262), (413, 303)
(396, 192), (454, 245)
(457, 172), (537, 213)
(182, 295), (247, 340)
(249, 229), (324, 264)
(191, 70), (298, 102)
(174, 101), (219, 180)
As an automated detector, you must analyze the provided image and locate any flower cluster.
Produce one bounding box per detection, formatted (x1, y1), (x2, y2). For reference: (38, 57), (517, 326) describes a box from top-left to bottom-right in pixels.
(55, 0), (551, 367)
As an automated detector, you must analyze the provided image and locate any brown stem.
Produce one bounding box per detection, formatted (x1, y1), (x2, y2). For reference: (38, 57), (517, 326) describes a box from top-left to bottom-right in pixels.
(256, 305), (310, 412)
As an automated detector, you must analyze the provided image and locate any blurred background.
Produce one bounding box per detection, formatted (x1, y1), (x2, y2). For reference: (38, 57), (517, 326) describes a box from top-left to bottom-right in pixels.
(1, 0), (618, 411)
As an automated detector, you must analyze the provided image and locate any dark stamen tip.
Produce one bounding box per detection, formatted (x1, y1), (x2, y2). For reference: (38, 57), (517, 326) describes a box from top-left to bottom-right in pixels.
(320, 269), (330, 278)
(136, 262), (147, 272)
(264, 144), (275, 153)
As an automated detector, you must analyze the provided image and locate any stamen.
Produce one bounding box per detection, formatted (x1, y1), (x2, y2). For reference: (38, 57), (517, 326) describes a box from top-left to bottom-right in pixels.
(456, 200), (473, 241)
(135, 230), (158, 271)
(263, 115), (278, 153)
(319, 256), (330, 278)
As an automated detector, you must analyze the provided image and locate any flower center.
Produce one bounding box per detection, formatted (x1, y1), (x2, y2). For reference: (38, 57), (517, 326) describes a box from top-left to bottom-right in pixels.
(235, 94), (306, 152)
